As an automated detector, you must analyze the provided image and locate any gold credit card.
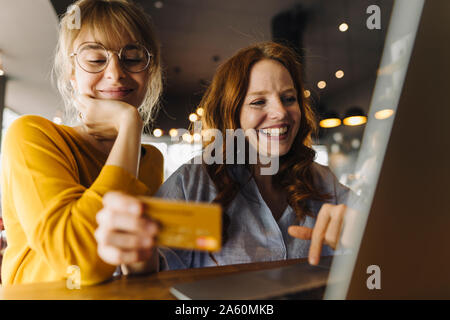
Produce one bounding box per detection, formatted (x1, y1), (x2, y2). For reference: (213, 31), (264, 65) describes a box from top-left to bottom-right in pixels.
(139, 197), (222, 252)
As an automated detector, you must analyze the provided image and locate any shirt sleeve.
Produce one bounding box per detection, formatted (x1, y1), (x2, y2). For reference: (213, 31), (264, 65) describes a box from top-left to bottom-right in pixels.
(1, 116), (149, 285)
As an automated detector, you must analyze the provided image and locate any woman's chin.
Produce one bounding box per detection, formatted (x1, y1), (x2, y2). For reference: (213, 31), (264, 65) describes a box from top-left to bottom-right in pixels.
(102, 96), (140, 108)
(261, 144), (292, 157)
(247, 142), (291, 159)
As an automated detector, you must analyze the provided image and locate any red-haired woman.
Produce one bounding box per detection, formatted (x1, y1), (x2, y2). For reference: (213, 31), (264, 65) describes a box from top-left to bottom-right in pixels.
(95, 42), (351, 272)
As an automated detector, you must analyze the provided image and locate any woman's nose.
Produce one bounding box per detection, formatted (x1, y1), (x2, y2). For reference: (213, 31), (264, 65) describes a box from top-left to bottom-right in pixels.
(268, 98), (288, 120)
(103, 54), (126, 80)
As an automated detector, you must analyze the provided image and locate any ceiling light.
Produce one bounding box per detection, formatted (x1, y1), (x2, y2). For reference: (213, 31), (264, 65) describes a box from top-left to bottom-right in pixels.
(320, 111), (341, 128)
(304, 90), (311, 98)
(335, 70), (344, 79)
(189, 113), (198, 122)
(343, 107), (367, 126)
(169, 128), (178, 137)
(196, 107), (204, 116)
(153, 128), (163, 137)
(375, 109), (394, 120)
(343, 116), (367, 126)
(317, 81), (327, 89)
(339, 23), (349, 32)
(320, 118), (341, 128)
(154, 1), (163, 9)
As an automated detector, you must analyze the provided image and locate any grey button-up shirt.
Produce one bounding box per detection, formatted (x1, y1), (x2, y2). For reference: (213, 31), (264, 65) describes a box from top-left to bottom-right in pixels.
(154, 158), (350, 270)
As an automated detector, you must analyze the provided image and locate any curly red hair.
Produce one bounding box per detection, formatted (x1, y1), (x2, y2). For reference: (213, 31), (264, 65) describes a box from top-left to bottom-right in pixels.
(198, 42), (331, 242)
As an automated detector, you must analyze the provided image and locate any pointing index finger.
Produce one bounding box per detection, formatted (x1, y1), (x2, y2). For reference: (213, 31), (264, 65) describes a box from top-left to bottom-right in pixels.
(309, 204), (332, 265)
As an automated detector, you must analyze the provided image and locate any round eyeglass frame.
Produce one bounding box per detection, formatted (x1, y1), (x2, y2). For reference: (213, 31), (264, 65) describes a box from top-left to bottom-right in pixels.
(70, 41), (152, 74)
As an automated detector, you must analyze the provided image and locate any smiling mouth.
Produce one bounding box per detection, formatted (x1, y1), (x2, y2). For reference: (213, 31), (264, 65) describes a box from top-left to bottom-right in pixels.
(259, 126), (290, 138)
(98, 89), (134, 97)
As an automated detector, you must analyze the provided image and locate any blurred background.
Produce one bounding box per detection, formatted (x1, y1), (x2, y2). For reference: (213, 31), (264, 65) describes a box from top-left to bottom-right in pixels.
(0, 0), (394, 182)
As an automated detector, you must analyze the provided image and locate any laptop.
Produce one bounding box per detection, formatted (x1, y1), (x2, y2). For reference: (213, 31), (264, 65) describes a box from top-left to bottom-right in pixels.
(171, 0), (450, 300)
(170, 256), (334, 300)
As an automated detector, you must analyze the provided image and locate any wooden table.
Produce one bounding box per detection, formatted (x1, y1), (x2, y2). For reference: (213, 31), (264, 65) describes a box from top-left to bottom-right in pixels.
(0, 258), (308, 300)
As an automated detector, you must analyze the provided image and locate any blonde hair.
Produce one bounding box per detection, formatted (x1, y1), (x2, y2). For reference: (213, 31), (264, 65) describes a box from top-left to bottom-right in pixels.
(53, 0), (162, 126)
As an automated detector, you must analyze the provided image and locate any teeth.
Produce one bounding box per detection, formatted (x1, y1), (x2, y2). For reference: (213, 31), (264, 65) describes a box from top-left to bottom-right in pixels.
(261, 126), (288, 136)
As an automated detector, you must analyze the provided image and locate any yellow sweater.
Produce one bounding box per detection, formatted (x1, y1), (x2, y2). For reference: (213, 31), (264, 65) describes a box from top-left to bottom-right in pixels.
(0, 115), (163, 286)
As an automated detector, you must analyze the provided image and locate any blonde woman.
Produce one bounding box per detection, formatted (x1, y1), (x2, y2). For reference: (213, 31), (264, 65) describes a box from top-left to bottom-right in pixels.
(1, 0), (163, 285)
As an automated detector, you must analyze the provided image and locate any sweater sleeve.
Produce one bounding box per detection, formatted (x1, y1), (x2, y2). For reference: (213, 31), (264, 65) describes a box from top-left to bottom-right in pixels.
(1, 116), (149, 285)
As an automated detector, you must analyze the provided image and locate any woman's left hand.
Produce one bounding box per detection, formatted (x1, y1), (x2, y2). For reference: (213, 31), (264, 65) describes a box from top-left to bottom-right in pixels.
(288, 203), (353, 266)
(74, 94), (142, 140)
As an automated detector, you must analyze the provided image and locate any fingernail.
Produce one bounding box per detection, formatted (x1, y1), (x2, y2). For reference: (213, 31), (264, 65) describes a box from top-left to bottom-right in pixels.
(309, 256), (318, 265)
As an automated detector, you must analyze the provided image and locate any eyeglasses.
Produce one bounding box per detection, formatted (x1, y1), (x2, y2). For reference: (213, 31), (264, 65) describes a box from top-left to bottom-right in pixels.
(70, 42), (152, 73)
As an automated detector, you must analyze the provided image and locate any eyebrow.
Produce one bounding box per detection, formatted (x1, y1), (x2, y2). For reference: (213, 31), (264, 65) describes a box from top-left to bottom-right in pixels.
(83, 43), (104, 49)
(246, 88), (297, 97)
(78, 42), (138, 51)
